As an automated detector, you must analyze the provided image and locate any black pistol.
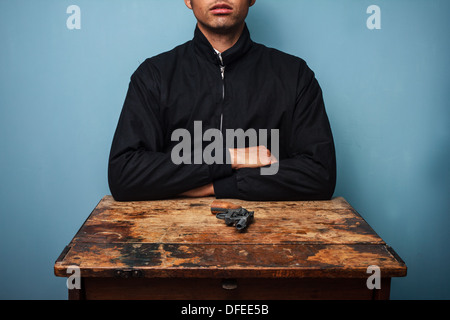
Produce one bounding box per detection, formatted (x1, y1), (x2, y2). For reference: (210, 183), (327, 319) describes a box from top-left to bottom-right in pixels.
(211, 200), (254, 231)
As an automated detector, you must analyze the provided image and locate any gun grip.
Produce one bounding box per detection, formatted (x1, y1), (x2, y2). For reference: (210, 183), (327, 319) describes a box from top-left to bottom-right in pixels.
(210, 200), (242, 214)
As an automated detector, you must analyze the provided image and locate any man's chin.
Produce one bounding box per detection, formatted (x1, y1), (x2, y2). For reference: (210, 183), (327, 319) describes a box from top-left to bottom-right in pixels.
(201, 21), (244, 35)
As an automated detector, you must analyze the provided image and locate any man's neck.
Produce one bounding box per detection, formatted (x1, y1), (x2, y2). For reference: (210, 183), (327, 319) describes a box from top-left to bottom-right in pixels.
(197, 22), (245, 53)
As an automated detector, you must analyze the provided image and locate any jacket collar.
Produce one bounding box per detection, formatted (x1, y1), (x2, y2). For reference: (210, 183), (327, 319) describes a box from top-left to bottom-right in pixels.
(193, 24), (253, 66)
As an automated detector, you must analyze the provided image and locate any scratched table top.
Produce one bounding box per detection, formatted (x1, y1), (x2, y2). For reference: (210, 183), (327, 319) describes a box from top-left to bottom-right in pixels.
(54, 196), (406, 279)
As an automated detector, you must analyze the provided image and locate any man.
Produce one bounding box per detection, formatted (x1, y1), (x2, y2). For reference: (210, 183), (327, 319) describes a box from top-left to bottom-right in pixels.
(108, 0), (336, 201)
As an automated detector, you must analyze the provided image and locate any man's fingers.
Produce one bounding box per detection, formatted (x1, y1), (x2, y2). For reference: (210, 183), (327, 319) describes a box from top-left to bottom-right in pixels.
(270, 154), (278, 164)
(230, 146), (278, 169)
(180, 183), (214, 197)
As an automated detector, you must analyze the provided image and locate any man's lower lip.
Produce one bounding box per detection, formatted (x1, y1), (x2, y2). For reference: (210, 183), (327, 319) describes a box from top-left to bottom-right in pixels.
(211, 8), (233, 14)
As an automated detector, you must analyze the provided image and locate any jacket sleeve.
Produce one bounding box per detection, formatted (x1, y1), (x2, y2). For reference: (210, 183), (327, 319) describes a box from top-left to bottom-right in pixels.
(212, 64), (336, 201)
(108, 61), (230, 201)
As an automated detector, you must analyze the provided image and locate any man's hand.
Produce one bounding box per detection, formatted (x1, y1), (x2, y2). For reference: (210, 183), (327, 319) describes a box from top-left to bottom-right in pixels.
(180, 183), (215, 197)
(228, 146), (278, 170)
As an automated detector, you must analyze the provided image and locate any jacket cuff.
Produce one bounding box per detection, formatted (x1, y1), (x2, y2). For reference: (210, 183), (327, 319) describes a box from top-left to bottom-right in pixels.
(207, 148), (233, 180)
(213, 174), (240, 199)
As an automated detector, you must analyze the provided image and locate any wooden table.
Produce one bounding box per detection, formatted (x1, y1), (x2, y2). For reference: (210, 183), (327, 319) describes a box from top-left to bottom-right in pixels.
(54, 196), (406, 300)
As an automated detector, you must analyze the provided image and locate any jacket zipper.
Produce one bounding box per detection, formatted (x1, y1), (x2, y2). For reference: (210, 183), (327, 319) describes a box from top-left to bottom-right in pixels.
(217, 52), (225, 133)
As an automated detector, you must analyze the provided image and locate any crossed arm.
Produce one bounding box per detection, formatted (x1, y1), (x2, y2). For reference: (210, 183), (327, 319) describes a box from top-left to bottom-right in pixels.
(181, 146), (278, 197)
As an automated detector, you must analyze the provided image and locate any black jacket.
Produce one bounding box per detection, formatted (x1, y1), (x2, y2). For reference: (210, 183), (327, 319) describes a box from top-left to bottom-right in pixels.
(108, 25), (336, 201)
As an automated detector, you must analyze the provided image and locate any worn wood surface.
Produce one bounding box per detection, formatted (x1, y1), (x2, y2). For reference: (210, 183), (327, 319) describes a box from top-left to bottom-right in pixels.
(54, 196), (406, 279)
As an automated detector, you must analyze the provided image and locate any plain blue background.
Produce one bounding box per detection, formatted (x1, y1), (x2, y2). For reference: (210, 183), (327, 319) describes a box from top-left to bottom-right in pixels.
(1, 0), (449, 299)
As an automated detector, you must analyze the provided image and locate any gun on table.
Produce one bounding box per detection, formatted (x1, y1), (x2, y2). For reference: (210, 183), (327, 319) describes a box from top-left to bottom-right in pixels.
(211, 200), (254, 231)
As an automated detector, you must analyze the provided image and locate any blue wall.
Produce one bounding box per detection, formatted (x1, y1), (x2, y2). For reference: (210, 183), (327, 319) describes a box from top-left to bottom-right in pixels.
(1, 0), (449, 299)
